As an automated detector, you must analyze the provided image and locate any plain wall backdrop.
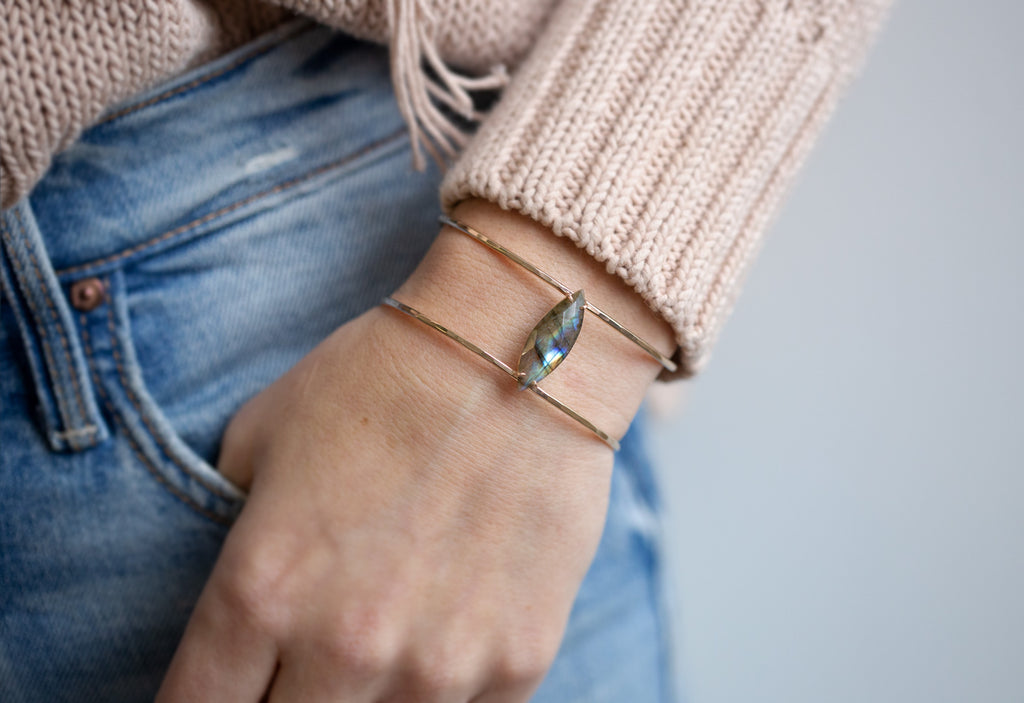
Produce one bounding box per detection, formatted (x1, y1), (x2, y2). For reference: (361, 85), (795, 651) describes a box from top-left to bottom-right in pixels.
(651, 1), (1024, 702)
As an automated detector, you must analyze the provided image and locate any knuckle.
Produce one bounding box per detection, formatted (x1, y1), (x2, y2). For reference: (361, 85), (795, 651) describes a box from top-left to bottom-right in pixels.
(405, 652), (475, 696)
(321, 634), (391, 675)
(219, 573), (267, 621)
(214, 547), (290, 633)
(321, 606), (399, 674)
(493, 633), (560, 687)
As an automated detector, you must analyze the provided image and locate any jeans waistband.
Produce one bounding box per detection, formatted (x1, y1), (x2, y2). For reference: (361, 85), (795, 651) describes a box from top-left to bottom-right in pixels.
(1, 19), (407, 452)
(26, 19), (406, 279)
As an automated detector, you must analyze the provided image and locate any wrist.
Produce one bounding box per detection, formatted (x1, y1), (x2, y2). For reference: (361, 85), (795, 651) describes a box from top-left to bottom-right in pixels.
(392, 199), (676, 443)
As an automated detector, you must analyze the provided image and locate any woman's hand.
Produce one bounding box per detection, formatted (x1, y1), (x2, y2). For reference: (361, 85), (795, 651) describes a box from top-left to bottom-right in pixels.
(155, 200), (675, 701)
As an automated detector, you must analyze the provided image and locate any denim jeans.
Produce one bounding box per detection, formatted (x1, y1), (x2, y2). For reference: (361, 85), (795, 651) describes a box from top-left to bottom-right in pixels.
(0, 20), (676, 702)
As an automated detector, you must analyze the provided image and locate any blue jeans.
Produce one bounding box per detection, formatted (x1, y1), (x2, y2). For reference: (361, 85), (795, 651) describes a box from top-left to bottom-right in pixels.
(0, 21), (676, 702)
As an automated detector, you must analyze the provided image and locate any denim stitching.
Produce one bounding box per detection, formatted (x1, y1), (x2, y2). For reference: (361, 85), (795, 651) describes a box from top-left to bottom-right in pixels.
(97, 22), (312, 126)
(103, 279), (238, 502)
(1, 218), (79, 449)
(80, 315), (232, 526)
(55, 127), (408, 279)
(53, 426), (100, 440)
(15, 209), (95, 446)
(0, 254), (65, 442)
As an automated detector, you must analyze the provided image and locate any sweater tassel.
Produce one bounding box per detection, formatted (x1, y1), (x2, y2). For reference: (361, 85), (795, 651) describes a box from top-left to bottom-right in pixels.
(386, 0), (508, 170)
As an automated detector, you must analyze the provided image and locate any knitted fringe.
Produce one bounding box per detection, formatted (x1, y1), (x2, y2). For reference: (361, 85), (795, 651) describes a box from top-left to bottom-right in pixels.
(386, 0), (509, 170)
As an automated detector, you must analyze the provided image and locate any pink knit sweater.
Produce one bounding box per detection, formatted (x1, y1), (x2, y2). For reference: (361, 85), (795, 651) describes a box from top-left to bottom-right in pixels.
(0, 0), (891, 374)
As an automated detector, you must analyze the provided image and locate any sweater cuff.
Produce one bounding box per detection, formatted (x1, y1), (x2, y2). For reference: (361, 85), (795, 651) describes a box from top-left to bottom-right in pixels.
(441, 0), (890, 376)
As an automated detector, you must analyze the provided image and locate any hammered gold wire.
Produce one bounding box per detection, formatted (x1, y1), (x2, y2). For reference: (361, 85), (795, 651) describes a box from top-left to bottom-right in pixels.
(439, 214), (678, 373)
(381, 297), (620, 451)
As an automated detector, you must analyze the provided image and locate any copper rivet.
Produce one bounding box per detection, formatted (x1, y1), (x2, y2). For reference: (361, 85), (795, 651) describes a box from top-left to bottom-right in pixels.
(69, 278), (105, 312)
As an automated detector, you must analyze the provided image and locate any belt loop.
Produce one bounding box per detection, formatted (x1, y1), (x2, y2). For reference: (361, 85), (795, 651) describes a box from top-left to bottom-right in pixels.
(0, 202), (108, 451)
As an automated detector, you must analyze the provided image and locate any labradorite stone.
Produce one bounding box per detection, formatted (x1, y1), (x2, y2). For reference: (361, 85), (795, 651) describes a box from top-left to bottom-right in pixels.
(517, 290), (586, 388)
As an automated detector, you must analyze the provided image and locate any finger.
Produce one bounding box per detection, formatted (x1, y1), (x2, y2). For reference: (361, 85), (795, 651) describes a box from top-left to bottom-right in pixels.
(372, 668), (480, 703)
(468, 686), (538, 703)
(265, 652), (385, 703)
(468, 687), (540, 703)
(464, 655), (547, 703)
(155, 577), (279, 702)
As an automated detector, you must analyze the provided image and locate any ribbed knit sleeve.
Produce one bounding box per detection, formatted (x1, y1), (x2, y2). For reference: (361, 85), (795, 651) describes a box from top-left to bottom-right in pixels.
(2, 0), (891, 376)
(441, 0), (892, 376)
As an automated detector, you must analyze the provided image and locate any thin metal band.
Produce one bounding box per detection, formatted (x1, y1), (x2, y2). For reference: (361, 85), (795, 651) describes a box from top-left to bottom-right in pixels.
(382, 297), (620, 451)
(439, 214), (678, 373)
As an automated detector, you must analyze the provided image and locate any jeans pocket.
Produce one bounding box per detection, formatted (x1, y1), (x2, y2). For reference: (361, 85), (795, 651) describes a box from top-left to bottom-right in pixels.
(69, 131), (444, 524)
(77, 270), (246, 525)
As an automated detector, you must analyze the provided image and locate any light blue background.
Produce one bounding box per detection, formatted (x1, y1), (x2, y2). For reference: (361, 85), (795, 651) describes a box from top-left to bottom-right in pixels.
(652, 2), (1024, 701)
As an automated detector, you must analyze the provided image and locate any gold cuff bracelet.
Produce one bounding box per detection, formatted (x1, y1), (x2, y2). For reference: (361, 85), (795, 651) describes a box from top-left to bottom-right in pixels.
(381, 297), (620, 450)
(439, 214), (678, 374)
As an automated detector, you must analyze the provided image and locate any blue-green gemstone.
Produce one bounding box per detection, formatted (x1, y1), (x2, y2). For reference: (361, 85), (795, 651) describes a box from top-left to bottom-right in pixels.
(517, 290), (586, 389)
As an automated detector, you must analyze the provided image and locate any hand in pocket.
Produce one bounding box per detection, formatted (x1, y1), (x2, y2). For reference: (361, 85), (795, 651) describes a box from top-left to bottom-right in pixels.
(157, 305), (612, 701)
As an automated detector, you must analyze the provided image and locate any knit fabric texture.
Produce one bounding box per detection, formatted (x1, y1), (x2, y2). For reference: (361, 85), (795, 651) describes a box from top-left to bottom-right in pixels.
(441, 0), (892, 374)
(0, 0), (892, 375)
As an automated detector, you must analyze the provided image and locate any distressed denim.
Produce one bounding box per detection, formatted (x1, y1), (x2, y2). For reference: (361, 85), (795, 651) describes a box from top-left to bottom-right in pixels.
(0, 21), (677, 702)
